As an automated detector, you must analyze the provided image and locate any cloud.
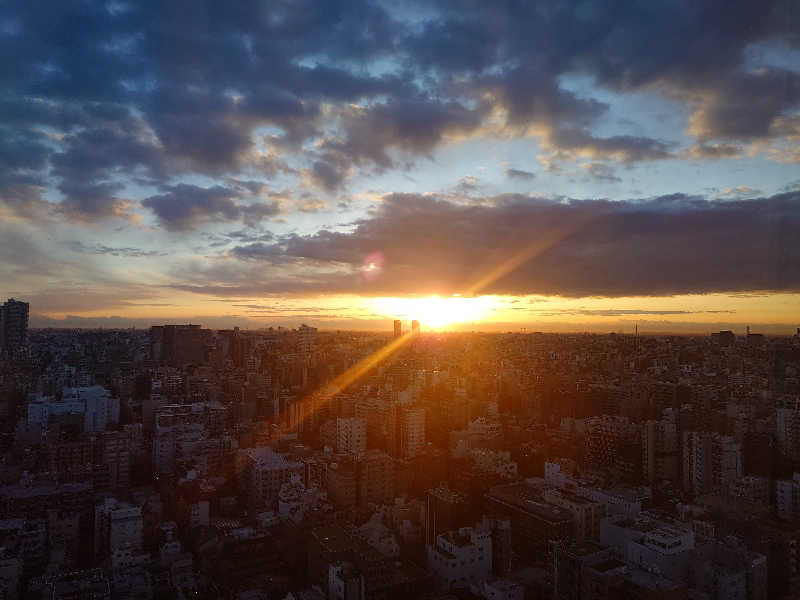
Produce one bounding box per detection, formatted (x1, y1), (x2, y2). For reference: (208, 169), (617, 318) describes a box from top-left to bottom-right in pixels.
(505, 169), (536, 180)
(0, 0), (798, 218)
(527, 309), (735, 317)
(719, 186), (762, 199)
(210, 191), (800, 297)
(141, 184), (281, 231)
(66, 241), (165, 258)
(683, 143), (745, 159)
(579, 162), (621, 183)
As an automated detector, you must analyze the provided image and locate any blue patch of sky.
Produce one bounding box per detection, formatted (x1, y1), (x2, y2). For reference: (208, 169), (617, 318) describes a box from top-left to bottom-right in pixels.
(557, 74), (690, 145)
(743, 41), (800, 74)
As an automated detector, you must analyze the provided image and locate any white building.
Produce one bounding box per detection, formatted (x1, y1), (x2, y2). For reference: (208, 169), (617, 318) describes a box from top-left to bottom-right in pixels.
(63, 386), (120, 433)
(600, 513), (694, 584)
(94, 498), (143, 560)
(27, 386), (119, 433)
(237, 447), (303, 509)
(427, 525), (492, 590)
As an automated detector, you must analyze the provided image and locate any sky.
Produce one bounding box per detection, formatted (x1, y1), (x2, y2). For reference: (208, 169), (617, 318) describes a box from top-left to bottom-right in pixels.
(1, 0), (799, 333)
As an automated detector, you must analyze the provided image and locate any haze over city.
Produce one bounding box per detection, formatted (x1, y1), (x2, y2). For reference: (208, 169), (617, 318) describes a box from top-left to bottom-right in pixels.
(0, 1), (798, 333)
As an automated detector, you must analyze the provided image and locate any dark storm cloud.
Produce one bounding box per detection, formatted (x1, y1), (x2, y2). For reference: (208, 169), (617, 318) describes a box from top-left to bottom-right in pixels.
(307, 97), (484, 190)
(141, 184), (281, 231)
(57, 181), (130, 221)
(219, 192), (800, 297)
(505, 169), (536, 180)
(0, 0), (798, 223)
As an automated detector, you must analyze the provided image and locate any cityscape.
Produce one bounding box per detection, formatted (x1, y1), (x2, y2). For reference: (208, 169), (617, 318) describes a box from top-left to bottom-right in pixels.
(1, 300), (800, 599)
(1, 1), (800, 599)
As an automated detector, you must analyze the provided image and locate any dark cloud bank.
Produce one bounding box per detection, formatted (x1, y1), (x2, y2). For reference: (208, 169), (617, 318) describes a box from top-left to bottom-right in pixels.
(197, 191), (800, 298)
(0, 0), (798, 225)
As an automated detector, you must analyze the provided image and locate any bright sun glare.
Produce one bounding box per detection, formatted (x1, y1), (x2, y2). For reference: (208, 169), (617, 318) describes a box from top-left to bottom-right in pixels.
(373, 295), (493, 329)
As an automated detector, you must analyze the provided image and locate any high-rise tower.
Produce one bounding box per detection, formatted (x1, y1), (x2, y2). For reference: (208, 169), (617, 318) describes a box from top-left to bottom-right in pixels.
(1, 298), (29, 354)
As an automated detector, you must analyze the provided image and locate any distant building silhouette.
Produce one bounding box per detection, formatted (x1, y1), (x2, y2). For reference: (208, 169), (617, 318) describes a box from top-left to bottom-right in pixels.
(393, 319), (402, 339)
(150, 324), (207, 365)
(411, 320), (421, 336)
(0, 298), (29, 355)
(711, 330), (735, 346)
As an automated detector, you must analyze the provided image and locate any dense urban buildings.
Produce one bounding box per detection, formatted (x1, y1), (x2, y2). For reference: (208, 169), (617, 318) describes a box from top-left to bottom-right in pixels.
(0, 302), (799, 598)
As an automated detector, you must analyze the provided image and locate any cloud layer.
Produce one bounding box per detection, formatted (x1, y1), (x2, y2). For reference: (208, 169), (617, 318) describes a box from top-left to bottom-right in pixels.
(187, 191), (800, 297)
(1, 0), (798, 225)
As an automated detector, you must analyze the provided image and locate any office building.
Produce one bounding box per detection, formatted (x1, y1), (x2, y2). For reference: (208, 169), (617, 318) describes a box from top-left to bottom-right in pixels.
(393, 320), (402, 339)
(337, 417), (367, 456)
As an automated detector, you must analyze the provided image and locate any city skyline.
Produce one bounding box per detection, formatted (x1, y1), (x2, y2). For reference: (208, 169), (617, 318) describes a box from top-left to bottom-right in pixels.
(1, 1), (799, 332)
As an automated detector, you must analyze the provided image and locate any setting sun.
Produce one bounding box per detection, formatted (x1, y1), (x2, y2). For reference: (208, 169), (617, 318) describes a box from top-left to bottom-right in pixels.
(372, 295), (494, 329)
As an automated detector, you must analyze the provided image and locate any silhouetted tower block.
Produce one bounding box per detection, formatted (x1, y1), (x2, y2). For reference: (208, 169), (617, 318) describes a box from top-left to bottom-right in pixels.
(393, 320), (402, 339)
(1, 298), (29, 354)
(411, 320), (421, 336)
(492, 519), (513, 576)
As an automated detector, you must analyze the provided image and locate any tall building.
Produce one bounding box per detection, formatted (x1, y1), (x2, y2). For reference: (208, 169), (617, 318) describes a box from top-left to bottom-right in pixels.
(393, 320), (402, 339)
(337, 417), (367, 456)
(298, 323), (317, 356)
(426, 484), (470, 546)
(642, 408), (679, 483)
(0, 298), (29, 354)
(399, 405), (425, 459)
(411, 320), (421, 336)
(682, 431), (741, 497)
(357, 450), (394, 507)
(94, 498), (143, 561)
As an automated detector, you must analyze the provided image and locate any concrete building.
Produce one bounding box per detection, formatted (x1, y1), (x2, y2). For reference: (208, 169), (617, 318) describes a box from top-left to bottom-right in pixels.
(427, 525), (492, 590)
(543, 488), (605, 542)
(691, 537), (767, 600)
(94, 498), (143, 561)
(329, 561), (366, 600)
(399, 406), (425, 459)
(600, 513), (694, 584)
(27, 386), (120, 433)
(337, 417), (367, 456)
(357, 450), (394, 507)
(776, 398), (800, 462)
(776, 473), (800, 520)
(485, 482), (573, 563)
(237, 447), (304, 510)
(683, 431), (741, 497)
(642, 409), (679, 483)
